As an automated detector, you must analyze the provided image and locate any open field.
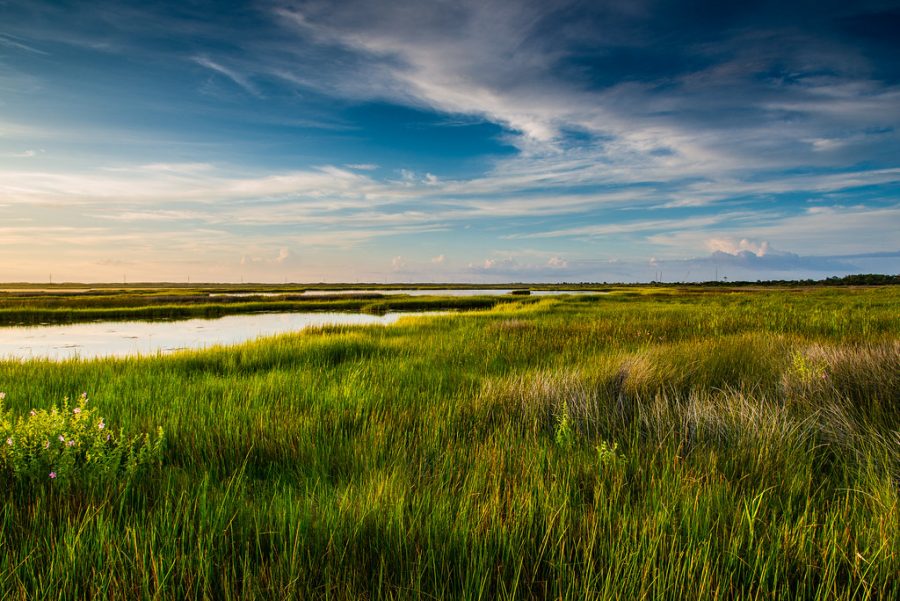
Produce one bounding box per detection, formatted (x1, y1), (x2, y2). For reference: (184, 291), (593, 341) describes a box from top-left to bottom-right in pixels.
(1, 286), (898, 599)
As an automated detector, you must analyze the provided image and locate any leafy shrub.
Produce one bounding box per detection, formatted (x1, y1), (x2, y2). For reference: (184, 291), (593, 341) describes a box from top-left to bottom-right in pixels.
(0, 392), (164, 489)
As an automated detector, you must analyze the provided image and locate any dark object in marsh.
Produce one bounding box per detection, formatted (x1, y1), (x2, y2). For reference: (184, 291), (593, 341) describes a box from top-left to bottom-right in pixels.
(510, 289), (531, 295)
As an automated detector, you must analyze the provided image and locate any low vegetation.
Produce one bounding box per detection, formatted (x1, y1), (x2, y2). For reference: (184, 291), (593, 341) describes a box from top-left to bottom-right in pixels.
(0, 285), (896, 599)
(0, 288), (520, 325)
(1, 393), (164, 489)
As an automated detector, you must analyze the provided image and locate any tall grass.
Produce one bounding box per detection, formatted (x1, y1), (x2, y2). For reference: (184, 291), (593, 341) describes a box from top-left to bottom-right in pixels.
(0, 287), (897, 599)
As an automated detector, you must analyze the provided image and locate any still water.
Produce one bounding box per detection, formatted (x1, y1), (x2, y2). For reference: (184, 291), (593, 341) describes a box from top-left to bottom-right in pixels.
(0, 312), (432, 361)
(212, 289), (603, 297)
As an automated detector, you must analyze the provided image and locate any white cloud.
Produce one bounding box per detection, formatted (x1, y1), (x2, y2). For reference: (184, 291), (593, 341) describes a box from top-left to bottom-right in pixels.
(547, 256), (568, 268)
(705, 238), (770, 257)
(3, 150), (37, 158)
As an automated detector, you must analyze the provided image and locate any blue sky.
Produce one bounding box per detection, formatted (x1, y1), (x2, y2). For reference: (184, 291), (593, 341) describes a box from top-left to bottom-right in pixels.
(1, 0), (898, 283)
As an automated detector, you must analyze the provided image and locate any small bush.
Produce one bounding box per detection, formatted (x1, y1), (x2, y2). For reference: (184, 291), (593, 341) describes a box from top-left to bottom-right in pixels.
(555, 406), (576, 448)
(596, 440), (624, 470)
(0, 391), (164, 490)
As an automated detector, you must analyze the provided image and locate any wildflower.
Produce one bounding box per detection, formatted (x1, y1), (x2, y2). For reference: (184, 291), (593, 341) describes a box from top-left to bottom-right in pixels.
(5, 437), (11, 446)
(0, 392), (5, 400)
(58, 435), (65, 442)
(81, 392), (87, 399)
(67, 440), (76, 447)
(105, 434), (111, 441)
(49, 472), (56, 479)
(29, 410), (36, 416)
(98, 421), (105, 430)
(43, 440), (50, 450)
(73, 407), (82, 415)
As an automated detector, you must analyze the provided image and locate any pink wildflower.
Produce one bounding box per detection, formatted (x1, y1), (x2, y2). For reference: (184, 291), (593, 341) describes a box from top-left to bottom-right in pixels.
(0, 392), (5, 400)
(58, 435), (65, 442)
(98, 421), (105, 430)
(5, 438), (11, 446)
(81, 392), (87, 399)
(29, 410), (36, 416)
(73, 407), (81, 415)
(49, 472), (56, 479)
(67, 440), (75, 447)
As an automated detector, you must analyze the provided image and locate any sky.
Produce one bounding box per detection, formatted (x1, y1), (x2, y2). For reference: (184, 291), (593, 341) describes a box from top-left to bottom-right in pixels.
(0, 0), (898, 283)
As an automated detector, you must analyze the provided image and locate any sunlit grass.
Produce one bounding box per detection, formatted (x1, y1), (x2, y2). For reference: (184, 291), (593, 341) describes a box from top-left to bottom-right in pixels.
(0, 286), (897, 599)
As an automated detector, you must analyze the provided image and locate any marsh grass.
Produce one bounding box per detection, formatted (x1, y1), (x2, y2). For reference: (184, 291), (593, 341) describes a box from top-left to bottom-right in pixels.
(0, 286), (897, 599)
(0, 293), (518, 325)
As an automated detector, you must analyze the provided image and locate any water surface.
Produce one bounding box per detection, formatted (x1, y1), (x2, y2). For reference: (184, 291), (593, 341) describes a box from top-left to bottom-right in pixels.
(213, 289), (604, 297)
(0, 312), (432, 361)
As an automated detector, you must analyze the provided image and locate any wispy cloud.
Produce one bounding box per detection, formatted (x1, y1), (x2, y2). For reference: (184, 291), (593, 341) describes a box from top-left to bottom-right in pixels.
(505, 214), (741, 240)
(0, 33), (49, 55)
(192, 56), (261, 97)
(1, 150), (38, 158)
(648, 205), (900, 257)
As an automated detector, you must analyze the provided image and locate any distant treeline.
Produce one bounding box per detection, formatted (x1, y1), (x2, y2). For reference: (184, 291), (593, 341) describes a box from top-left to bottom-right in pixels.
(682, 274), (900, 287)
(538, 274), (899, 287)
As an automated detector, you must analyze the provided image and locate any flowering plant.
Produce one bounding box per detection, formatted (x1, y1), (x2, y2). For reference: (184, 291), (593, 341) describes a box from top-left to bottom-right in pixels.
(0, 392), (164, 488)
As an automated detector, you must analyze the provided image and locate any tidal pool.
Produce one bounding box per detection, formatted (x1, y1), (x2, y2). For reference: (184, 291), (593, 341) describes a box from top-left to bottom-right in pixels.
(0, 312), (434, 361)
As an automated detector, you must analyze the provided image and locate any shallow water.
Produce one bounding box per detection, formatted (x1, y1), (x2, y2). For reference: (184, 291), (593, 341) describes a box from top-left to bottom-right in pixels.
(213, 289), (604, 297)
(0, 312), (432, 361)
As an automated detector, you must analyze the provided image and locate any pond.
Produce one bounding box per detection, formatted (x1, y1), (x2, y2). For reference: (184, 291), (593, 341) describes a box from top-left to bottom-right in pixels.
(0, 312), (436, 361)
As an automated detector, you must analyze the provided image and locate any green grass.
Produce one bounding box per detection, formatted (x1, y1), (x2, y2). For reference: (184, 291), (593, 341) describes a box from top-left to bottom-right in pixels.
(0, 286), (897, 599)
(0, 289), (527, 325)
